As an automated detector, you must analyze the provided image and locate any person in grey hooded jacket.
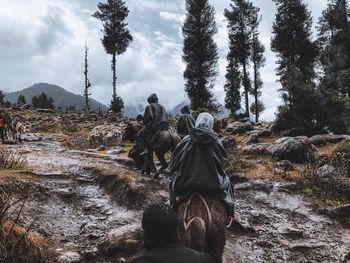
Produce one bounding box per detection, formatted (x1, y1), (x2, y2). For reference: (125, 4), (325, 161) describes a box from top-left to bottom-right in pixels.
(169, 112), (235, 223)
(137, 93), (169, 153)
(176, 105), (195, 139)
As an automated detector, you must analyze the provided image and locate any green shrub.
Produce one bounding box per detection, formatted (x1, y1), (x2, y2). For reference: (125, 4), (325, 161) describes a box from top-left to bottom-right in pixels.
(332, 139), (350, 160)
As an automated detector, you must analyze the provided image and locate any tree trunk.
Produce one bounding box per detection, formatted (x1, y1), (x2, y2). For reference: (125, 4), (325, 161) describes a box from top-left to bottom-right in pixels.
(112, 52), (117, 98)
(242, 60), (249, 118)
(84, 44), (89, 113)
(254, 61), (258, 123)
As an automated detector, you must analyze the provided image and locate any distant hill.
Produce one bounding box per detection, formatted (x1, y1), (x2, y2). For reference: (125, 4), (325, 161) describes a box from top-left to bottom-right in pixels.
(4, 83), (108, 111)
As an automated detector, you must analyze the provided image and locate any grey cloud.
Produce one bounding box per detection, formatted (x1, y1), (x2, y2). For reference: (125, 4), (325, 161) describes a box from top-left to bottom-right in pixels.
(36, 5), (72, 54)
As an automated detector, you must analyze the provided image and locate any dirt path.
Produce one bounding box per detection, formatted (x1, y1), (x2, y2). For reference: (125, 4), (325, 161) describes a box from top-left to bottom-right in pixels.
(2, 134), (350, 262)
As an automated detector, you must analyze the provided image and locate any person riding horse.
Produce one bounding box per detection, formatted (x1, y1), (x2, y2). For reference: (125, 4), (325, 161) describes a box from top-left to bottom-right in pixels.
(137, 93), (169, 155)
(0, 112), (6, 144)
(176, 105), (195, 139)
(169, 112), (235, 226)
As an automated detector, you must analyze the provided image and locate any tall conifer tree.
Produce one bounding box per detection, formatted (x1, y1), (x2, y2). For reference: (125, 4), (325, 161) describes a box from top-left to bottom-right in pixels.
(84, 42), (92, 113)
(224, 0), (260, 117)
(93, 0), (133, 113)
(182, 0), (219, 111)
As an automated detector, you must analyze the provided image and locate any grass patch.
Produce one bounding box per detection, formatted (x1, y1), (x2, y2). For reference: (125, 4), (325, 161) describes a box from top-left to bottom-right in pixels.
(0, 147), (27, 169)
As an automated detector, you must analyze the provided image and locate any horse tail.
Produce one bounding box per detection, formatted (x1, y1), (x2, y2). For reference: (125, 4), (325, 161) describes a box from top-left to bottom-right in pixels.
(185, 217), (207, 252)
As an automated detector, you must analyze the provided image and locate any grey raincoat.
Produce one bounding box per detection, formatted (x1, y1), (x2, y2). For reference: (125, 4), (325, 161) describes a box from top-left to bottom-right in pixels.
(176, 105), (195, 138)
(169, 113), (235, 216)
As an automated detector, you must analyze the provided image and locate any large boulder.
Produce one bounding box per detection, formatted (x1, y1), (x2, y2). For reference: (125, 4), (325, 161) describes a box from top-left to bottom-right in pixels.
(324, 134), (350, 144)
(226, 121), (253, 134)
(246, 129), (272, 137)
(309, 135), (327, 146)
(268, 137), (312, 163)
(89, 125), (123, 147)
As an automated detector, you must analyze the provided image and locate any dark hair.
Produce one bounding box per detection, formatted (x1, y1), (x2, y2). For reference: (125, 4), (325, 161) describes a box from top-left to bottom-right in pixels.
(181, 105), (191, 114)
(142, 203), (178, 246)
(136, 114), (143, 122)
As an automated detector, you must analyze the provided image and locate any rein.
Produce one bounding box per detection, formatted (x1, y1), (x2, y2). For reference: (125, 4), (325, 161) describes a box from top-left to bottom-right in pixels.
(183, 192), (212, 233)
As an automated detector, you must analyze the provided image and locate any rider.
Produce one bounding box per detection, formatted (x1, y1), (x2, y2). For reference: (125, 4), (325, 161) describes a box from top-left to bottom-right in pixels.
(176, 105), (195, 139)
(133, 203), (212, 263)
(0, 112), (6, 144)
(169, 112), (235, 226)
(137, 93), (169, 155)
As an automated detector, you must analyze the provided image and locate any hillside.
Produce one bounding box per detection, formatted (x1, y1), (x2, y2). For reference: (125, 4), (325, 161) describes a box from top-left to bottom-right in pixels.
(4, 83), (108, 111)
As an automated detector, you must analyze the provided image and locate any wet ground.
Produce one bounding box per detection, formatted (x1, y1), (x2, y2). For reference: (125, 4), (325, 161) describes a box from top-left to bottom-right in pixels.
(2, 134), (350, 262)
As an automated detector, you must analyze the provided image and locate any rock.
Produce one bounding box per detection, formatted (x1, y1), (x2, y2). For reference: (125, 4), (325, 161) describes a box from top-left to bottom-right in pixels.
(241, 143), (270, 155)
(246, 134), (259, 144)
(89, 125), (123, 147)
(95, 145), (107, 151)
(226, 121), (253, 134)
(107, 147), (126, 155)
(58, 252), (80, 263)
(288, 242), (325, 251)
(327, 204), (350, 226)
(310, 135), (327, 146)
(324, 134), (350, 144)
(221, 136), (236, 149)
(317, 164), (336, 178)
(246, 129), (272, 137)
(275, 160), (293, 171)
(282, 127), (316, 137)
(35, 108), (56, 113)
(268, 137), (311, 163)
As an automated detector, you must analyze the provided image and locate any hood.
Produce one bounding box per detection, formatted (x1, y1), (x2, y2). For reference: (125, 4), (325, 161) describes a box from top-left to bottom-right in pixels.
(190, 127), (219, 144)
(147, 93), (158, 104)
(195, 112), (214, 130)
(181, 105), (191, 114)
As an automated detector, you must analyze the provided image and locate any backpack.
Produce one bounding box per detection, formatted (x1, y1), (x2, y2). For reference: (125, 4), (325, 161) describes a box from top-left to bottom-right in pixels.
(0, 118), (4, 128)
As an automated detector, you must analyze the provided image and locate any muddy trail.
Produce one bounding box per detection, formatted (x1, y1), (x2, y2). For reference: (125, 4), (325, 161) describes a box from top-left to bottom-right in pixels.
(3, 134), (350, 262)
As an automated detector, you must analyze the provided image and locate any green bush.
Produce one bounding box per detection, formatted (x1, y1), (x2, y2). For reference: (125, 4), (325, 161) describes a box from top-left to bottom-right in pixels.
(332, 139), (350, 160)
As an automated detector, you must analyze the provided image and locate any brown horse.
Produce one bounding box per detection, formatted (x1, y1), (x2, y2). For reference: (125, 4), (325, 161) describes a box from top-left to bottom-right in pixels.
(122, 121), (180, 177)
(177, 192), (227, 263)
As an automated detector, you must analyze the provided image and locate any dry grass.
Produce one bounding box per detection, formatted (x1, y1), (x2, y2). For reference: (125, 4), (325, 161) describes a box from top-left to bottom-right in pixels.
(0, 182), (57, 262)
(0, 147), (27, 169)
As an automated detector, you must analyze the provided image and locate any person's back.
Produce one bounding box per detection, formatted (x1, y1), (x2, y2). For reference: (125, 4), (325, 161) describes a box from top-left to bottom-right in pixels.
(133, 203), (212, 263)
(143, 94), (169, 132)
(176, 105), (195, 138)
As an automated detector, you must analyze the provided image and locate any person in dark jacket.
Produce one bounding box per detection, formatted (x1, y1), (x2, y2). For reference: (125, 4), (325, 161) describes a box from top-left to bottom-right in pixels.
(176, 105), (195, 139)
(169, 112), (235, 225)
(0, 112), (6, 144)
(133, 203), (212, 263)
(137, 94), (169, 154)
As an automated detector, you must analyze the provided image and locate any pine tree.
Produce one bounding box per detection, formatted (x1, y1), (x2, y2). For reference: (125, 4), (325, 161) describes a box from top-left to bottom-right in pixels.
(224, 51), (241, 115)
(84, 42), (92, 113)
(317, 0), (350, 132)
(250, 24), (265, 122)
(0, 91), (5, 105)
(224, 0), (259, 117)
(32, 92), (55, 109)
(17, 95), (26, 106)
(93, 0), (133, 113)
(182, 0), (219, 112)
(271, 0), (319, 132)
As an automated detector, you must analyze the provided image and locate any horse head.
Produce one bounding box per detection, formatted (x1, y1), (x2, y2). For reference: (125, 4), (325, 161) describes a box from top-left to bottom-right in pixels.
(122, 121), (141, 142)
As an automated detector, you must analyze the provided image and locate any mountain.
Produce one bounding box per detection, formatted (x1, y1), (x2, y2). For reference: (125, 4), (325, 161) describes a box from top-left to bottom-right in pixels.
(3, 83), (108, 111)
(123, 104), (145, 118)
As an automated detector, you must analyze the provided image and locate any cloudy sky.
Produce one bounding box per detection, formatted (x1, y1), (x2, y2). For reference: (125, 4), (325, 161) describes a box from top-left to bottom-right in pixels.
(0, 0), (328, 120)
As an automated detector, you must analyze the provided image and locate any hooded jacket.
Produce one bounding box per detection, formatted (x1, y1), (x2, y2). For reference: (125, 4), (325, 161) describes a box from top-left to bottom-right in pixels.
(143, 94), (169, 133)
(169, 113), (230, 194)
(176, 106), (195, 138)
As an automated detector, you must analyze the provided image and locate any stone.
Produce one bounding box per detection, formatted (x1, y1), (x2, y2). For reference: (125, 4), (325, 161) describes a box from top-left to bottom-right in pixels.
(241, 143), (270, 155)
(246, 134), (259, 144)
(275, 160), (293, 171)
(317, 164), (336, 179)
(59, 252), (80, 263)
(95, 145), (107, 151)
(324, 134), (350, 144)
(268, 137), (311, 163)
(246, 129), (272, 137)
(226, 121), (253, 134)
(35, 108), (56, 113)
(221, 136), (236, 149)
(89, 125), (123, 147)
(309, 135), (327, 146)
(107, 147), (126, 155)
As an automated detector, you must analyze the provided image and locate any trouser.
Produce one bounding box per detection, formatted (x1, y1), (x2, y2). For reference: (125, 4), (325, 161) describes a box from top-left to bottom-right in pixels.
(137, 126), (152, 151)
(0, 128), (4, 143)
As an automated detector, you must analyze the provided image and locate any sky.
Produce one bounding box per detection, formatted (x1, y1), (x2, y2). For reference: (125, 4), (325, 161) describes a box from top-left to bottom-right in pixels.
(0, 0), (328, 120)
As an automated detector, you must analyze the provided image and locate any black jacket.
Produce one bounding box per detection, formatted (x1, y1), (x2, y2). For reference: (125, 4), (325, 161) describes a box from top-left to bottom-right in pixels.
(133, 243), (212, 263)
(143, 94), (169, 134)
(176, 114), (195, 138)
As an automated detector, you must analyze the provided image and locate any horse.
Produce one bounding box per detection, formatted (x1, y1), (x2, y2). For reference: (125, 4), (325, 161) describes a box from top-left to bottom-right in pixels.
(122, 121), (180, 177)
(11, 117), (29, 143)
(177, 192), (227, 263)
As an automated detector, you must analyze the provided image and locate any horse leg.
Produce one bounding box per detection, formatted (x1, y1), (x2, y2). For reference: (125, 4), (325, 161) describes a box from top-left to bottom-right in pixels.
(154, 151), (168, 179)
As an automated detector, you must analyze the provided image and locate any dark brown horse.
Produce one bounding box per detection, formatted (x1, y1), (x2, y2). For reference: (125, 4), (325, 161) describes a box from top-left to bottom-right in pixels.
(122, 121), (180, 177)
(177, 192), (227, 263)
